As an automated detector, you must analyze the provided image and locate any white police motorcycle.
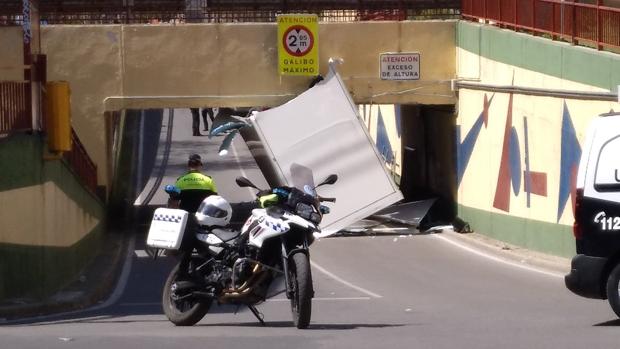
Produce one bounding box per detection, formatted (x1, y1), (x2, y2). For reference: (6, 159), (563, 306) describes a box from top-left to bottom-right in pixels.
(147, 174), (337, 328)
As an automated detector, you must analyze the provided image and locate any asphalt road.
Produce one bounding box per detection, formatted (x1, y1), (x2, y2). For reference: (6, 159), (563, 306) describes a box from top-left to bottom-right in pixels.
(134, 108), (268, 207)
(1, 109), (619, 348)
(2, 232), (620, 349)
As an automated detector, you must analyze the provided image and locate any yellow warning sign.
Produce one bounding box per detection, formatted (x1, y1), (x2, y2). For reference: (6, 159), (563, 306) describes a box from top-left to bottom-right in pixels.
(277, 14), (319, 76)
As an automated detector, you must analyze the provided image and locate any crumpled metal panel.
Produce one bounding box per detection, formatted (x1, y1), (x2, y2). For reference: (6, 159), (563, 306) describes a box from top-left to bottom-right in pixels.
(248, 66), (403, 236)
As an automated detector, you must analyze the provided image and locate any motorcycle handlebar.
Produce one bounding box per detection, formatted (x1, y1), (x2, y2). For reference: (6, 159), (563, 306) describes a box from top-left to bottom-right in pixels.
(319, 197), (336, 203)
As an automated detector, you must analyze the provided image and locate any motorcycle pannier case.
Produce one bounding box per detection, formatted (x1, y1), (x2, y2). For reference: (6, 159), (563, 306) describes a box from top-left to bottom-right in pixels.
(146, 208), (189, 250)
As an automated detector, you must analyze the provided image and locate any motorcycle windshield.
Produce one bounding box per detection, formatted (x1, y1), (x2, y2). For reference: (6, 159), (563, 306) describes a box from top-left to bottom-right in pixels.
(290, 163), (317, 197)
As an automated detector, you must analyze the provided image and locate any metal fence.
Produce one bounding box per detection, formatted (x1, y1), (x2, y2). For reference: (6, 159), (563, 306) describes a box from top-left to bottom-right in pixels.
(0, 81), (31, 135)
(0, 80), (98, 193)
(0, 0), (461, 24)
(63, 128), (99, 194)
(461, 0), (620, 50)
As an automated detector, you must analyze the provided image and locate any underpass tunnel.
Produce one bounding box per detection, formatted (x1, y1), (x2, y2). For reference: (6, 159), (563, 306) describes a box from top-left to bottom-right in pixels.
(105, 107), (269, 232)
(105, 102), (459, 233)
(361, 103), (458, 229)
(400, 104), (457, 226)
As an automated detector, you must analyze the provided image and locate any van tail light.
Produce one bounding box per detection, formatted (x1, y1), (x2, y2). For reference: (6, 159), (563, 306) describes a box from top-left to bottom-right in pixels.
(573, 188), (584, 239)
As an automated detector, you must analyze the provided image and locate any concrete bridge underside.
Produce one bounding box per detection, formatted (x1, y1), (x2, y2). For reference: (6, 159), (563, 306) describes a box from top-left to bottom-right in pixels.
(1, 20), (457, 187)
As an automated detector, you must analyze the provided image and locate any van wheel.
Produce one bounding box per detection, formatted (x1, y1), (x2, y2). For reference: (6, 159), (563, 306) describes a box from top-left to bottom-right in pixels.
(606, 263), (620, 318)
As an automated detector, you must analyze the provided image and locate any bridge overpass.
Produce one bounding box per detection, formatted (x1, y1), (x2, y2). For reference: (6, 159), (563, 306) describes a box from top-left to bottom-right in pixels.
(1, 14), (619, 310)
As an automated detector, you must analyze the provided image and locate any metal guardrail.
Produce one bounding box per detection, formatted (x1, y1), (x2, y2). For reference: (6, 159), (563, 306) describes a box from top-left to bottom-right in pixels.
(0, 81), (31, 135)
(461, 0), (620, 50)
(64, 128), (98, 194)
(0, 0), (461, 24)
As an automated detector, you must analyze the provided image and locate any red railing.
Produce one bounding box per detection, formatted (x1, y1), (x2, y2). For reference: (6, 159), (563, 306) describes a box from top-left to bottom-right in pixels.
(1, 0), (461, 24)
(1, 80), (97, 192)
(0, 81), (31, 135)
(462, 0), (620, 50)
(63, 128), (98, 194)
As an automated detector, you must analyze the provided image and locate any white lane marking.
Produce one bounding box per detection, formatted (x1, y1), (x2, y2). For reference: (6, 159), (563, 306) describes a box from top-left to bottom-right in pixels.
(134, 250), (149, 258)
(311, 261), (383, 298)
(432, 234), (564, 279)
(267, 297), (371, 302)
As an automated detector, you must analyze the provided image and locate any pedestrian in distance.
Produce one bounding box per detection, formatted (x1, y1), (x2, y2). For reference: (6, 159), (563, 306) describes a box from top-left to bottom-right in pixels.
(201, 107), (215, 132)
(190, 108), (202, 136)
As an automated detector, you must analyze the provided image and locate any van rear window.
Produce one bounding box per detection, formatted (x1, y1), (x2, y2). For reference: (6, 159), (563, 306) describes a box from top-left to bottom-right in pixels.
(594, 136), (620, 192)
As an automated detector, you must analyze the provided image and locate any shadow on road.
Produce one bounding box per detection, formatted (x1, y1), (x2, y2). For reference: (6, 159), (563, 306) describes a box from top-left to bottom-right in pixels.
(594, 319), (620, 326)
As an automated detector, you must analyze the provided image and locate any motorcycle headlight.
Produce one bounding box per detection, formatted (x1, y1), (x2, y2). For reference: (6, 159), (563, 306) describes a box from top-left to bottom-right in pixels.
(295, 202), (313, 220)
(309, 212), (322, 224)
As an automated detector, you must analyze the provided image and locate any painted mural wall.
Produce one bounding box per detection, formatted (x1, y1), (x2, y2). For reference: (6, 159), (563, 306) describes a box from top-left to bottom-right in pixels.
(359, 104), (402, 183)
(456, 22), (620, 257)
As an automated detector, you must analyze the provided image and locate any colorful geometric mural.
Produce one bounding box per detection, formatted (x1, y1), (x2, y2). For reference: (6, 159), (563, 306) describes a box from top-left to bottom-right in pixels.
(459, 92), (586, 220)
(458, 92), (555, 213)
(523, 117), (548, 208)
(493, 91), (548, 212)
(493, 91), (519, 211)
(376, 108), (395, 163)
(557, 101), (581, 222)
(457, 94), (494, 185)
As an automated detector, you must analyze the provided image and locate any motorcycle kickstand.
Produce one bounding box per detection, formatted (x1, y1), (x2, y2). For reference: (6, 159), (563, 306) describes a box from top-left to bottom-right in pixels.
(247, 305), (266, 326)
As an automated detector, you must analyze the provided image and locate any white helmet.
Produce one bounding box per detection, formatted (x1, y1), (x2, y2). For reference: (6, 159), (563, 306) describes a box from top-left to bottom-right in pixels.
(195, 195), (232, 227)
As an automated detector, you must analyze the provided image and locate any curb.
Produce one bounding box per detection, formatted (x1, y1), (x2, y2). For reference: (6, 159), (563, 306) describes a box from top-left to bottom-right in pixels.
(0, 231), (130, 322)
(337, 221), (572, 276)
(434, 229), (572, 276)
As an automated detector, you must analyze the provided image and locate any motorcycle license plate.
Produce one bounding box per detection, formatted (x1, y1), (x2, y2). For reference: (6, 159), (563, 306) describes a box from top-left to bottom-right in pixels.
(146, 208), (188, 250)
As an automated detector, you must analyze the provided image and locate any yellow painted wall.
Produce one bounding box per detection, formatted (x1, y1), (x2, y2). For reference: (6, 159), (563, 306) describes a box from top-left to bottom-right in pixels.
(31, 20), (456, 188)
(0, 182), (100, 247)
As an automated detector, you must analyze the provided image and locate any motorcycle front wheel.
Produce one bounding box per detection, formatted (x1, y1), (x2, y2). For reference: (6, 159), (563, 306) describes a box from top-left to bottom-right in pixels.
(162, 263), (211, 326)
(289, 252), (312, 329)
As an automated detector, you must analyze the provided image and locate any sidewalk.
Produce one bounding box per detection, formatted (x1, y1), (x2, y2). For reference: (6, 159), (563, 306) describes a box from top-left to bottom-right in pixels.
(0, 231), (131, 322)
(437, 229), (571, 275)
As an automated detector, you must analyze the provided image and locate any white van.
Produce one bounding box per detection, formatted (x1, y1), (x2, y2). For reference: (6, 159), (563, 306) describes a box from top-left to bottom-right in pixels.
(565, 112), (620, 317)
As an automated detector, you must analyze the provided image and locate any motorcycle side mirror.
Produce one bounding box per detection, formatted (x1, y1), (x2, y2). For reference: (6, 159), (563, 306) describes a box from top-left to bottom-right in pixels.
(235, 176), (259, 189)
(316, 174), (338, 188)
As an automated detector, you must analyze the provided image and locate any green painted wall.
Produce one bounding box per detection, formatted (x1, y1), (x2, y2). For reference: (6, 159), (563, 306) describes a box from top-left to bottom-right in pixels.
(458, 205), (575, 258)
(0, 226), (103, 301)
(0, 134), (105, 301)
(457, 21), (620, 91)
(0, 135), (103, 218)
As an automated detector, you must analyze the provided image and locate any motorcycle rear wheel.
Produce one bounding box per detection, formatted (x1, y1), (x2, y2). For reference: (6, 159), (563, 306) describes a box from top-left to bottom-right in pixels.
(162, 263), (211, 326)
(289, 253), (312, 329)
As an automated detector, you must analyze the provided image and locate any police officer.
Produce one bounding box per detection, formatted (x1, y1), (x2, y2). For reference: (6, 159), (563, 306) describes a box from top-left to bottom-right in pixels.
(168, 154), (217, 278)
(168, 153), (217, 212)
